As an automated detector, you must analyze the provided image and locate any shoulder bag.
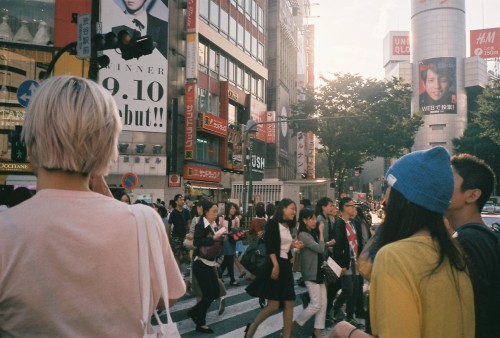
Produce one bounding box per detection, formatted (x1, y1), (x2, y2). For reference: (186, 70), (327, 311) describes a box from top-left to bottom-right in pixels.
(131, 205), (181, 338)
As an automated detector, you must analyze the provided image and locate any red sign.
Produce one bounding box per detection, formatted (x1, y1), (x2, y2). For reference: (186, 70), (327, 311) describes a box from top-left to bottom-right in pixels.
(184, 164), (221, 183)
(186, 0), (197, 33)
(250, 98), (268, 142)
(168, 174), (181, 187)
(266, 111), (276, 143)
(470, 28), (500, 59)
(199, 112), (228, 137)
(121, 172), (138, 190)
(184, 83), (196, 159)
(392, 35), (410, 56)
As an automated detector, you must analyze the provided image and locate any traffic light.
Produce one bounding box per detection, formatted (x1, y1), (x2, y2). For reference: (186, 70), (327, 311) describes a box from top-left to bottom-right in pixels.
(10, 125), (27, 162)
(92, 29), (157, 61)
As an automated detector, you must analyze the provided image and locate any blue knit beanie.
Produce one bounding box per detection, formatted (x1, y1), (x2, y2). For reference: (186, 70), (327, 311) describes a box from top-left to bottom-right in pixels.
(385, 147), (453, 214)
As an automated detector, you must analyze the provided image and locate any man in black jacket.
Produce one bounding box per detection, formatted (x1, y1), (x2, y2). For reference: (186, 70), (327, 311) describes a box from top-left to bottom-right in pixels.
(332, 197), (363, 328)
(446, 154), (500, 338)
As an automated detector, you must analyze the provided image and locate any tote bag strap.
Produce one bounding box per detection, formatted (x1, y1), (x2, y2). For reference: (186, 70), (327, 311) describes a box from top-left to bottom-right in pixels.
(131, 204), (175, 334)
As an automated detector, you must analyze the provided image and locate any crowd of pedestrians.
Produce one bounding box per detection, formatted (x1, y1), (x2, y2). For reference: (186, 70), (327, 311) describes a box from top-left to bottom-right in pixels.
(1, 75), (499, 338)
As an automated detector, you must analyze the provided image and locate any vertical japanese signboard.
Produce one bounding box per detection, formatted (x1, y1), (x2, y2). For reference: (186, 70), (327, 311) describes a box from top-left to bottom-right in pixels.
(184, 82), (196, 160)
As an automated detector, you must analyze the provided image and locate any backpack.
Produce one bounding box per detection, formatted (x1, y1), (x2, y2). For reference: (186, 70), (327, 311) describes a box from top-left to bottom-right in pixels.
(460, 223), (500, 256)
(240, 231), (268, 275)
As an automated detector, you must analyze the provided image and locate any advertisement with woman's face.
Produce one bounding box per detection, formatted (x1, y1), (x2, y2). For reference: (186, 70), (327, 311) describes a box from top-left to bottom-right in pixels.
(418, 57), (457, 114)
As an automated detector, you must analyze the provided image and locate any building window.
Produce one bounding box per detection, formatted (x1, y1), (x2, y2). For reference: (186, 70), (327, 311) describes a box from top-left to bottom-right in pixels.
(244, 72), (250, 92)
(229, 16), (237, 42)
(258, 7), (264, 32)
(251, 77), (257, 96)
(209, 1), (219, 28)
(237, 0), (244, 13)
(237, 23), (244, 46)
(251, 36), (257, 57)
(199, 42), (208, 73)
(220, 9), (229, 35)
(196, 136), (219, 164)
(199, 0), (209, 20)
(245, 30), (251, 53)
(228, 61), (235, 83)
(228, 103), (237, 125)
(209, 48), (217, 72)
(199, 88), (208, 112)
(236, 66), (243, 88)
(258, 43), (264, 62)
(219, 55), (228, 78)
(209, 94), (219, 115)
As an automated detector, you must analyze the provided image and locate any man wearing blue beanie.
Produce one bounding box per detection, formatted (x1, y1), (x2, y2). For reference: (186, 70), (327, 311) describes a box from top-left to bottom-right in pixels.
(384, 146), (454, 214)
(331, 147), (474, 338)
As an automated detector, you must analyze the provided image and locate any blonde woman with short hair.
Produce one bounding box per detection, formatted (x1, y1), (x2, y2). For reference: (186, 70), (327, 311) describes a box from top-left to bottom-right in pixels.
(0, 76), (185, 336)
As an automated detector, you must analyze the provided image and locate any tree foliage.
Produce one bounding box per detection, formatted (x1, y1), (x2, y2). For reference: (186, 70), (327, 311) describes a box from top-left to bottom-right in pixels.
(290, 73), (423, 196)
(474, 79), (500, 145)
(453, 79), (500, 193)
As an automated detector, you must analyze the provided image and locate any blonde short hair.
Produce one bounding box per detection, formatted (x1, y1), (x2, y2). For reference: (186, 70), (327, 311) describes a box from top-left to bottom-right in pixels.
(22, 76), (122, 176)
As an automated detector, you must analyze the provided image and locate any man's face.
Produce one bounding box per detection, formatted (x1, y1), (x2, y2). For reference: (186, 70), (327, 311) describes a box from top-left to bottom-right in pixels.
(323, 202), (336, 217)
(342, 201), (357, 218)
(424, 68), (450, 101)
(176, 197), (184, 208)
(124, 0), (146, 13)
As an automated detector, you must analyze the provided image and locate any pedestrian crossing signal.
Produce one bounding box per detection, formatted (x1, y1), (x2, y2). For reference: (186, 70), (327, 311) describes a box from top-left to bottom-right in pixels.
(10, 125), (27, 162)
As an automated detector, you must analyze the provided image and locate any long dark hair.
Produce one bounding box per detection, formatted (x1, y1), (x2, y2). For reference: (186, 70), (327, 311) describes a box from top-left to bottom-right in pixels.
(378, 188), (466, 275)
(298, 208), (315, 234)
(225, 202), (238, 219)
(274, 198), (297, 228)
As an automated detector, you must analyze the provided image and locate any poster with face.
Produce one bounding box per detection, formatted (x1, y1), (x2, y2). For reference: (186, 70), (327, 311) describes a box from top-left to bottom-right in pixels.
(418, 57), (457, 114)
(99, 0), (169, 132)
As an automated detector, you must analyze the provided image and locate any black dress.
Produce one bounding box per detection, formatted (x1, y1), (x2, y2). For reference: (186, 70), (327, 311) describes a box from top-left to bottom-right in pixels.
(246, 219), (295, 301)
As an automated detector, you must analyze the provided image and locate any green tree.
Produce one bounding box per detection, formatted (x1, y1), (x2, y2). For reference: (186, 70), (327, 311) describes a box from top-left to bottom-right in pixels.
(475, 79), (500, 145)
(291, 73), (422, 196)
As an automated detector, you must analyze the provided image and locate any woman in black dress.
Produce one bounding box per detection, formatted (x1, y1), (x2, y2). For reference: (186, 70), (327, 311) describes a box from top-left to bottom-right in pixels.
(187, 200), (225, 334)
(245, 198), (304, 338)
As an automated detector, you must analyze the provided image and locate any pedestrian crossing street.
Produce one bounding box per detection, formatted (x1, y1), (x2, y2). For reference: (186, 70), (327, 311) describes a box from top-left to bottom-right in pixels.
(166, 273), (339, 337)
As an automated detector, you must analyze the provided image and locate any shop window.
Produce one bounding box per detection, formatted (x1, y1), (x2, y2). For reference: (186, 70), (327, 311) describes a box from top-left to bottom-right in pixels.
(0, 0), (55, 46)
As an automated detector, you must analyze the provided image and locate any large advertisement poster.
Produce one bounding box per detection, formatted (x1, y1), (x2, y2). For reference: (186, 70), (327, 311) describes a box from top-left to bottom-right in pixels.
(99, 0), (168, 132)
(418, 57), (457, 114)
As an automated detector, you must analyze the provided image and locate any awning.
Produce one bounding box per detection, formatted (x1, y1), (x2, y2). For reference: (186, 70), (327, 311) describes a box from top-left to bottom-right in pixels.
(187, 180), (224, 190)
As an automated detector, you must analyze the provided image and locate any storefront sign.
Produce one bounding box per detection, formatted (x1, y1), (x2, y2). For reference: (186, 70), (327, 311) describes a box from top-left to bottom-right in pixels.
(470, 27), (500, 59)
(199, 112), (228, 137)
(184, 164), (221, 183)
(228, 89), (239, 101)
(184, 83), (196, 159)
(0, 162), (32, 173)
(186, 0), (197, 33)
(168, 174), (181, 187)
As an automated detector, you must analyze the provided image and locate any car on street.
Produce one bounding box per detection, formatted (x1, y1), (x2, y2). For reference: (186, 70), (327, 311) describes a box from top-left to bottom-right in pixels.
(481, 213), (500, 232)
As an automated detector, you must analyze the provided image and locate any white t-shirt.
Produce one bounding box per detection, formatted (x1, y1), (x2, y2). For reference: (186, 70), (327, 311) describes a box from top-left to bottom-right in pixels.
(0, 189), (185, 337)
(279, 223), (293, 259)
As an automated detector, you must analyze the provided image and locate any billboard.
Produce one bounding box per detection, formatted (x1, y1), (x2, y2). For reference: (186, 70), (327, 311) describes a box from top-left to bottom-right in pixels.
(418, 57), (457, 114)
(249, 98), (267, 142)
(184, 83), (196, 159)
(99, 0), (168, 132)
(470, 28), (500, 59)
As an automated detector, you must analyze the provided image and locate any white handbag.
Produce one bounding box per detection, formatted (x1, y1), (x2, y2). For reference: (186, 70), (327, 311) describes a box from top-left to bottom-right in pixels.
(131, 204), (181, 338)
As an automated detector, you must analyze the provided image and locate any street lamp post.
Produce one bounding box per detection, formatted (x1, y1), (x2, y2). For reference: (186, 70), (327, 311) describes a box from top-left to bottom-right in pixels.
(240, 119), (258, 225)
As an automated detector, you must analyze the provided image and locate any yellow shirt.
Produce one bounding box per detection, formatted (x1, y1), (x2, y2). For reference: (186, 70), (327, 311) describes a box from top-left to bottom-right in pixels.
(370, 236), (474, 338)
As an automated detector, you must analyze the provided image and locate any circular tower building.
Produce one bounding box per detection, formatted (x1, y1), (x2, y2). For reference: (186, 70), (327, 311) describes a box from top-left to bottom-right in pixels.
(411, 0), (467, 151)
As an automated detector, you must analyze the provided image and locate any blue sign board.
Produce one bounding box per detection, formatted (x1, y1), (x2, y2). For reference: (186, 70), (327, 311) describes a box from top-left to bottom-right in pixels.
(17, 80), (40, 107)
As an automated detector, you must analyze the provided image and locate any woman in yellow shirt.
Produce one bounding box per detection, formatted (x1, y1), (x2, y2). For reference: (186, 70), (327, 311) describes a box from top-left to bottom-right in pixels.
(332, 147), (474, 338)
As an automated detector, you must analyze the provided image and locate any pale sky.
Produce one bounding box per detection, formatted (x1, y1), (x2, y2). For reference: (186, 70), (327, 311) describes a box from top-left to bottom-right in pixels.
(309, 0), (500, 80)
